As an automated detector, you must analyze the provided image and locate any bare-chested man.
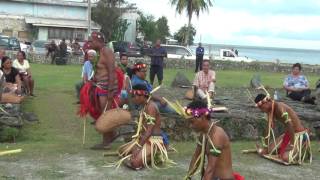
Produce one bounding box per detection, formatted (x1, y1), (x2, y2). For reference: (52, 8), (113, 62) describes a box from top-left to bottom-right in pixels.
(117, 84), (171, 170)
(79, 32), (124, 150)
(185, 100), (244, 180)
(255, 94), (312, 164)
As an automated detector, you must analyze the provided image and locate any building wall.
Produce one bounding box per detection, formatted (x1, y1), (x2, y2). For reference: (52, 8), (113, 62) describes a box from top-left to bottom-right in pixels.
(122, 11), (139, 42)
(0, 1), (88, 20)
(0, 15), (30, 41)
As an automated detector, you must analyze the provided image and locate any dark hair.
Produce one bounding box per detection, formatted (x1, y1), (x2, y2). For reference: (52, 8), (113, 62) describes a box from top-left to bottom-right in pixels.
(17, 51), (26, 59)
(120, 53), (128, 60)
(292, 63), (302, 71)
(254, 94), (267, 103)
(187, 100), (210, 119)
(132, 84), (149, 97)
(1, 56), (11, 68)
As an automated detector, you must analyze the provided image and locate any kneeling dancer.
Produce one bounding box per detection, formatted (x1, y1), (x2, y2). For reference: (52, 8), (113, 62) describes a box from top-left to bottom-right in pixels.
(115, 84), (173, 170)
(255, 93), (312, 164)
(184, 100), (244, 180)
(79, 32), (124, 149)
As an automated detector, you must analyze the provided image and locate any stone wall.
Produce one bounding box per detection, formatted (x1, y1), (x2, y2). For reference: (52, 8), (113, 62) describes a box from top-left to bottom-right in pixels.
(4, 51), (320, 75)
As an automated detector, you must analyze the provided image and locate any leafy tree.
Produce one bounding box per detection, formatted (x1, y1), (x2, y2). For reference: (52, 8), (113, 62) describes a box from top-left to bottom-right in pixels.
(111, 19), (130, 41)
(92, 0), (133, 41)
(156, 16), (170, 42)
(174, 24), (196, 45)
(170, 0), (213, 45)
(137, 13), (171, 43)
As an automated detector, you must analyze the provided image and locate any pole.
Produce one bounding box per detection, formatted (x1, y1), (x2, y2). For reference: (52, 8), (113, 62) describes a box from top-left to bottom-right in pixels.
(88, 0), (92, 36)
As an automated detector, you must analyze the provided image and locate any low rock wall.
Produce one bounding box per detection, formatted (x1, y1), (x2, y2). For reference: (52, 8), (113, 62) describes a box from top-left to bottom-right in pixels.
(4, 51), (320, 75)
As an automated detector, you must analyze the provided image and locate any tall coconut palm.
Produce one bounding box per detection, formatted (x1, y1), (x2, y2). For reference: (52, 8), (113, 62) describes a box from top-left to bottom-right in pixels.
(170, 0), (213, 45)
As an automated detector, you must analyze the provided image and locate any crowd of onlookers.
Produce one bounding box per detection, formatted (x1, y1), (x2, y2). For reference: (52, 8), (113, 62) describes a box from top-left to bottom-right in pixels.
(76, 39), (319, 107)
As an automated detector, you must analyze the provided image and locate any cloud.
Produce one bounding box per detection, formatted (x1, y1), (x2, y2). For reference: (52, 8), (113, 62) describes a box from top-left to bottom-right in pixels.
(130, 0), (320, 49)
(215, 0), (320, 16)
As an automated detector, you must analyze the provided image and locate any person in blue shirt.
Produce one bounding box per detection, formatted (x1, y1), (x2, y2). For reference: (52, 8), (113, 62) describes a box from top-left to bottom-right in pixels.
(128, 62), (177, 148)
(75, 49), (96, 101)
(149, 39), (167, 86)
(195, 42), (205, 73)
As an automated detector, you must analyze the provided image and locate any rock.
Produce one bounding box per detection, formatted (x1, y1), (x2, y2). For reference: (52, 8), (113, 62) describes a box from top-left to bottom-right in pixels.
(243, 124), (258, 139)
(23, 112), (39, 122)
(250, 74), (261, 88)
(171, 72), (192, 87)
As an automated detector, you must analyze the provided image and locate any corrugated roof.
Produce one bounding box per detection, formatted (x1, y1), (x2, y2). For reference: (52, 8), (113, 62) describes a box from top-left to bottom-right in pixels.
(25, 16), (100, 30)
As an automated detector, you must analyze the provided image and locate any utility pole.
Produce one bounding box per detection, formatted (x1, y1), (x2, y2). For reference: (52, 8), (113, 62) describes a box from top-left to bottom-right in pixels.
(88, 0), (92, 37)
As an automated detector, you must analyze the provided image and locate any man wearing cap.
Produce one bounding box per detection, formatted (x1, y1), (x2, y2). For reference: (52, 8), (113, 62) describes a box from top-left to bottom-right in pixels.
(195, 43), (205, 72)
(254, 93), (312, 164)
(79, 32), (124, 150)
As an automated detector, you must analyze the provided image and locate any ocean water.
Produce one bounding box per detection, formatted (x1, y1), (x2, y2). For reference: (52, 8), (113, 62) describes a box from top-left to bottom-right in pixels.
(190, 44), (320, 65)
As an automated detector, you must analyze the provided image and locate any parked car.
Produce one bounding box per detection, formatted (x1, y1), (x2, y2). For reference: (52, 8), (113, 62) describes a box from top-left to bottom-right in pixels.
(30, 40), (49, 55)
(161, 44), (196, 60)
(0, 35), (21, 51)
(112, 41), (143, 57)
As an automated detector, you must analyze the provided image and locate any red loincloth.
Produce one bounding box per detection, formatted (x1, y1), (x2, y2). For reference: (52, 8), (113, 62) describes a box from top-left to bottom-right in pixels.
(78, 68), (124, 120)
(279, 131), (291, 156)
(233, 172), (245, 180)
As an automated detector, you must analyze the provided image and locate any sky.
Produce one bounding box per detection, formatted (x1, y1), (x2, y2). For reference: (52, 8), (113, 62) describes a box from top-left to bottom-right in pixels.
(130, 0), (320, 50)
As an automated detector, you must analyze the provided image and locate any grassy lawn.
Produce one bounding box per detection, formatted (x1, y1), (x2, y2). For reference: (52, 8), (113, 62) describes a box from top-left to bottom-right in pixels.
(0, 64), (319, 179)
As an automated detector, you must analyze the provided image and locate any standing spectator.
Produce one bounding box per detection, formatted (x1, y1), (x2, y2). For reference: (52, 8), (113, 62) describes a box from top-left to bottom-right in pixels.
(46, 40), (58, 64)
(195, 42), (204, 72)
(283, 63), (315, 104)
(149, 39), (167, 86)
(0, 48), (6, 66)
(193, 60), (216, 100)
(72, 39), (81, 55)
(118, 54), (132, 77)
(75, 49), (96, 101)
(59, 38), (68, 57)
(13, 51), (35, 96)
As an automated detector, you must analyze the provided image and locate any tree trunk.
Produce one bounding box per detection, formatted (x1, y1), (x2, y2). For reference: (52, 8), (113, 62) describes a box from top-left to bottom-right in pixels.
(185, 16), (192, 46)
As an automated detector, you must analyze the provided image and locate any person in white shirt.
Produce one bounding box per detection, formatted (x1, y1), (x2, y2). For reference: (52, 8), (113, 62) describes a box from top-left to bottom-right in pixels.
(193, 60), (216, 100)
(13, 51), (35, 96)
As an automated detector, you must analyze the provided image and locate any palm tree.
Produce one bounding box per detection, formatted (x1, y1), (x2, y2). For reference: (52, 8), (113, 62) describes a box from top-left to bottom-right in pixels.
(170, 0), (213, 45)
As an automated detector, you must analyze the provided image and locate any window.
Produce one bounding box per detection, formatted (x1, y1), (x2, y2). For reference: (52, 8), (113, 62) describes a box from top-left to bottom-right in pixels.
(0, 37), (9, 46)
(164, 46), (176, 54)
(2, 29), (13, 37)
(48, 27), (74, 40)
(176, 47), (190, 56)
(18, 31), (28, 39)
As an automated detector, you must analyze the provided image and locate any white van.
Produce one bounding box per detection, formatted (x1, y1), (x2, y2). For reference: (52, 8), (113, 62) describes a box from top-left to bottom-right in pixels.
(161, 44), (197, 60)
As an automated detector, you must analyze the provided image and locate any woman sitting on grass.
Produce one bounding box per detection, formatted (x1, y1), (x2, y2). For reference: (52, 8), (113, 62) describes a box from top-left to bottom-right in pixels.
(0, 56), (24, 103)
(13, 51), (35, 96)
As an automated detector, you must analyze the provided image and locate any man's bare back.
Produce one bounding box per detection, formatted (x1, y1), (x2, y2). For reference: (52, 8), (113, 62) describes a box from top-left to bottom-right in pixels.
(274, 102), (304, 132)
(205, 125), (234, 180)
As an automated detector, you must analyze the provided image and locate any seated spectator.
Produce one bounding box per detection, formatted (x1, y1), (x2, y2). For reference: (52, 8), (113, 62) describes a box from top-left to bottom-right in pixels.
(193, 60), (216, 100)
(283, 63), (315, 104)
(0, 48), (5, 67)
(1, 56), (23, 96)
(13, 51), (35, 96)
(75, 49), (96, 101)
(130, 62), (176, 113)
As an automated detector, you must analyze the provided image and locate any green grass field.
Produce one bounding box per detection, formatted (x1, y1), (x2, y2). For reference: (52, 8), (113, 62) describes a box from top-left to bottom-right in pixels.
(0, 64), (319, 179)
